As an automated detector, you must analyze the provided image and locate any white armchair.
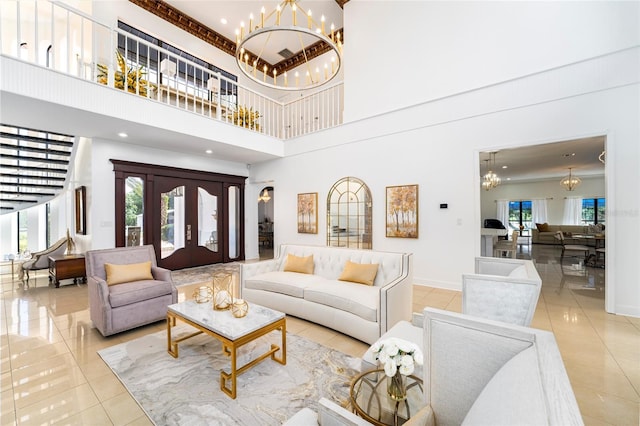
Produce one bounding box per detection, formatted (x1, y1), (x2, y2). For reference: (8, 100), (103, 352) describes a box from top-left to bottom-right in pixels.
(362, 257), (542, 372)
(19, 236), (69, 282)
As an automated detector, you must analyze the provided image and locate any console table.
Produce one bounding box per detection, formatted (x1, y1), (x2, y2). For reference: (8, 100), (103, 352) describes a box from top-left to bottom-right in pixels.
(48, 254), (86, 287)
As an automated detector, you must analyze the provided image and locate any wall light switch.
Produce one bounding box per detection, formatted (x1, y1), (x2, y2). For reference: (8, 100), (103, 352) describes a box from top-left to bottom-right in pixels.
(457, 218), (462, 225)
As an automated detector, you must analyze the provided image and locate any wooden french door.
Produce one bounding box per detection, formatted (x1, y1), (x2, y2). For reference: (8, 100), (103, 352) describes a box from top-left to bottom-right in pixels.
(153, 177), (223, 270)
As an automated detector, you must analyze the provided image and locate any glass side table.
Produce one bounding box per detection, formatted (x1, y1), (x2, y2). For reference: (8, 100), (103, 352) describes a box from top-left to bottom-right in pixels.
(350, 369), (425, 426)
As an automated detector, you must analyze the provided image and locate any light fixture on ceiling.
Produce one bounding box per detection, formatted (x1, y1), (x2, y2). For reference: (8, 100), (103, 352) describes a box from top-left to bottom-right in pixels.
(560, 167), (581, 191)
(258, 188), (271, 203)
(481, 153), (501, 191)
(235, 0), (342, 91)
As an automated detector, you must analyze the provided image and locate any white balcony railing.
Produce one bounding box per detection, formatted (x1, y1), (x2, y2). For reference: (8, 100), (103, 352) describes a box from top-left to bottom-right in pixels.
(0, 0), (343, 140)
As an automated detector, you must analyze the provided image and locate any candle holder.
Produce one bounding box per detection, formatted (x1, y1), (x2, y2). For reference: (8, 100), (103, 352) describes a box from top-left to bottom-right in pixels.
(212, 272), (232, 310)
(231, 299), (249, 318)
(192, 286), (213, 303)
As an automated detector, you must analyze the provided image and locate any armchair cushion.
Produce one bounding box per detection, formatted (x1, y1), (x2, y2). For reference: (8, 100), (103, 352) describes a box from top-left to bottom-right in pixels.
(108, 279), (175, 308)
(462, 346), (547, 425)
(105, 261), (153, 285)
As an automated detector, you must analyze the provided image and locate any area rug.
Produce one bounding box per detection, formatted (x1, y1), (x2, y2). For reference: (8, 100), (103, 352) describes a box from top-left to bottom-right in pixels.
(170, 263), (241, 287)
(98, 325), (360, 425)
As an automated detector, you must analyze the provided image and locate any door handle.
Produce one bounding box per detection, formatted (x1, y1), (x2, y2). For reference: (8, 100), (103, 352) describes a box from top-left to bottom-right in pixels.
(186, 224), (192, 241)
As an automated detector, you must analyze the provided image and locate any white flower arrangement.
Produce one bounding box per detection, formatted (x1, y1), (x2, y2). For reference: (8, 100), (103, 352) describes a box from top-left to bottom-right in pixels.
(371, 337), (424, 377)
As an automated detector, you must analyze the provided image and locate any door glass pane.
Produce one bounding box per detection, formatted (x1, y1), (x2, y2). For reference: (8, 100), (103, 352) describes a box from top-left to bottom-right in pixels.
(125, 176), (144, 246)
(161, 186), (185, 259)
(198, 187), (218, 252)
(228, 186), (240, 259)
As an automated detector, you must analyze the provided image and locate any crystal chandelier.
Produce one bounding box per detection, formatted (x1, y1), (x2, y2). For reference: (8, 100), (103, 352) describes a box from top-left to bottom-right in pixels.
(560, 168), (581, 191)
(482, 153), (501, 191)
(235, 0), (343, 91)
(258, 188), (271, 203)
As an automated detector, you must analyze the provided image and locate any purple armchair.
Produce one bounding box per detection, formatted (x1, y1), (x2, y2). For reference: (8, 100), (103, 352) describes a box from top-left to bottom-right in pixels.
(85, 245), (177, 336)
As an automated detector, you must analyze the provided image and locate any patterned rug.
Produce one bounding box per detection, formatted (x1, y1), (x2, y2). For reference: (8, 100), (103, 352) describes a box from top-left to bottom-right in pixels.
(170, 263), (241, 287)
(98, 324), (360, 425)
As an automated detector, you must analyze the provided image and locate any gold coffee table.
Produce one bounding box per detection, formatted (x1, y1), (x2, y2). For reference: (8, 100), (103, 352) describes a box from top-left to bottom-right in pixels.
(350, 369), (424, 426)
(167, 300), (286, 399)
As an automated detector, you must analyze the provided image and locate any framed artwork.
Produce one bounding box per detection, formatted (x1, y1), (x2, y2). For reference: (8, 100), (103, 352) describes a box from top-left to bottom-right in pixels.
(386, 184), (418, 238)
(75, 186), (87, 235)
(297, 192), (318, 234)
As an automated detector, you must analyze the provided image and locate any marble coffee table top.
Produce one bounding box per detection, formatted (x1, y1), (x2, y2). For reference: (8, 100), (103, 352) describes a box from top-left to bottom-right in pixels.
(168, 300), (285, 341)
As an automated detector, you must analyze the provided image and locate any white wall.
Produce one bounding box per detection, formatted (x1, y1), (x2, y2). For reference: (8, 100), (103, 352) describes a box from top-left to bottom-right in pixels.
(249, 47), (639, 317)
(344, 1), (639, 122)
(89, 139), (249, 250)
(480, 177), (606, 225)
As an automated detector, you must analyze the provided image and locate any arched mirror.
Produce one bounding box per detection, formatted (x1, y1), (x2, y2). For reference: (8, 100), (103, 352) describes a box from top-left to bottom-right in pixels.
(258, 186), (274, 259)
(327, 177), (372, 249)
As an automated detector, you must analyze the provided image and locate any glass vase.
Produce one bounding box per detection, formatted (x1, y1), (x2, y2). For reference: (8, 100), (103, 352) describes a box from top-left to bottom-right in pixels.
(387, 370), (407, 401)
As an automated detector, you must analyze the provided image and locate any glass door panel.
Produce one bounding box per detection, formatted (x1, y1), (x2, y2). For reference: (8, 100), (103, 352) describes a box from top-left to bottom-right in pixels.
(160, 185), (185, 259)
(125, 176), (144, 246)
(198, 187), (218, 252)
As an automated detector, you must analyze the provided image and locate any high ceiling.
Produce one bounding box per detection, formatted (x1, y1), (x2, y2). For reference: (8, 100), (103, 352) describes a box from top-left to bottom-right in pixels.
(481, 136), (606, 184)
(133, 0), (346, 74)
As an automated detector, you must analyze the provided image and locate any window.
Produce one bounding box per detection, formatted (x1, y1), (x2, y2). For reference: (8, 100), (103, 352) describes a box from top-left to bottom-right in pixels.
(508, 200), (532, 230)
(117, 21), (238, 103)
(17, 211), (28, 253)
(582, 198), (605, 225)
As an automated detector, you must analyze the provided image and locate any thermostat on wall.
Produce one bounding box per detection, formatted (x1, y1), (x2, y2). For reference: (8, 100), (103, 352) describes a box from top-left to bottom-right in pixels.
(440, 203), (448, 209)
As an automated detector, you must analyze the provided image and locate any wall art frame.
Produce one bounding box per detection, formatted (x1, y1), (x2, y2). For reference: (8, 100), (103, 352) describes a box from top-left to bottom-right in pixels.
(297, 192), (318, 234)
(75, 186), (87, 235)
(386, 184), (419, 238)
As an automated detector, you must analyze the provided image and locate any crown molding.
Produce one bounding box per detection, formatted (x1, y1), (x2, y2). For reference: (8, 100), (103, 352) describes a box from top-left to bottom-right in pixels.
(128, 0), (343, 76)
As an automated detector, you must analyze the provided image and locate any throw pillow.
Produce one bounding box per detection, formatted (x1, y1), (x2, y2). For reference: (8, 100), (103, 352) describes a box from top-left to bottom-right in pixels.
(339, 260), (379, 286)
(535, 222), (550, 232)
(283, 254), (314, 274)
(105, 261), (153, 285)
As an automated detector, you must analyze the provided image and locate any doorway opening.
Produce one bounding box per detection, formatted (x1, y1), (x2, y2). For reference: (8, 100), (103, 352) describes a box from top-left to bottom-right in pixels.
(258, 186), (274, 259)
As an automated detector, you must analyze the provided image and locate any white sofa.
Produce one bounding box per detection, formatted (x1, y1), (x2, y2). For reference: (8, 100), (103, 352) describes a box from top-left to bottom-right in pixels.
(286, 308), (582, 425)
(362, 256), (541, 371)
(240, 244), (413, 344)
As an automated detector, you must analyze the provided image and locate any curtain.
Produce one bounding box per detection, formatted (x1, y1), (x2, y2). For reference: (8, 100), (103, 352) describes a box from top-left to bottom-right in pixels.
(531, 199), (548, 225)
(562, 197), (583, 225)
(496, 200), (509, 228)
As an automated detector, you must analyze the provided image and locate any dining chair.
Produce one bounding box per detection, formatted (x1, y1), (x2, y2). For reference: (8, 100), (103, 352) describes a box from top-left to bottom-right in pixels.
(554, 231), (590, 261)
(493, 231), (519, 258)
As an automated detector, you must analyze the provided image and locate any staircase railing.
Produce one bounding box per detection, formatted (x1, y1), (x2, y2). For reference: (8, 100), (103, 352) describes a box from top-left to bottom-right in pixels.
(1, 0), (343, 140)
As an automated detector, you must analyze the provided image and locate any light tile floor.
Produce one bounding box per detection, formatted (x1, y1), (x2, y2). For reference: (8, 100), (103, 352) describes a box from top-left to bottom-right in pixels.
(1, 244), (638, 425)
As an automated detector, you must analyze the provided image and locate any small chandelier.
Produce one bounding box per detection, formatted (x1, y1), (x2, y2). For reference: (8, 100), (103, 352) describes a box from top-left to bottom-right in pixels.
(482, 153), (501, 191)
(258, 188), (271, 203)
(235, 0), (343, 91)
(560, 167), (581, 191)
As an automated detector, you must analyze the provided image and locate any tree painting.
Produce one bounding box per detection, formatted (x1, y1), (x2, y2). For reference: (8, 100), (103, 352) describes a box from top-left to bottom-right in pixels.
(386, 185), (419, 238)
(297, 193), (318, 234)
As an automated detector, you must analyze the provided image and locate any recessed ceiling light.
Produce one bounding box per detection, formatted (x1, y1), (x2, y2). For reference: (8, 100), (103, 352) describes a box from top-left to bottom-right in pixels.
(118, 132), (128, 138)
(205, 149), (213, 154)
(220, 18), (227, 25)
(507, 178), (511, 181)
(502, 165), (508, 169)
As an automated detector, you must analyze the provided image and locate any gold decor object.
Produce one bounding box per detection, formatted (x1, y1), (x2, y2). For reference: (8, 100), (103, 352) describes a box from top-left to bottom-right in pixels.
(228, 106), (261, 131)
(560, 167), (582, 191)
(213, 272), (233, 310)
(97, 50), (156, 97)
(234, 0), (343, 91)
(65, 228), (76, 255)
(192, 286), (213, 303)
(231, 299), (249, 318)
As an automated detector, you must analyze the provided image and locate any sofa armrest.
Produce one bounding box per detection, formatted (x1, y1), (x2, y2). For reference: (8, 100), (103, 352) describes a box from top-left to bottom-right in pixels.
(379, 254), (413, 333)
(318, 398), (372, 426)
(240, 259), (280, 296)
(87, 275), (111, 334)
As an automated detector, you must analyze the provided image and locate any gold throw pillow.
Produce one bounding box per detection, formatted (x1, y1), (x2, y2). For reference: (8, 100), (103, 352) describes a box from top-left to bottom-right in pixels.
(105, 261), (153, 285)
(339, 260), (379, 286)
(283, 254), (314, 274)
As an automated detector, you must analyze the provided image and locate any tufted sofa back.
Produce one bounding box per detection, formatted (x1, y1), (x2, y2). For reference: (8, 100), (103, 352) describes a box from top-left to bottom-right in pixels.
(276, 244), (409, 287)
